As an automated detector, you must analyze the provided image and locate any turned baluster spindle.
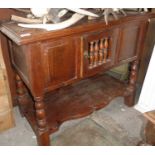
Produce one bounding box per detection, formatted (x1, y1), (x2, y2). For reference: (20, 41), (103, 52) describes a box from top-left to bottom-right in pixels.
(107, 38), (111, 59)
(16, 75), (25, 95)
(103, 38), (108, 63)
(89, 41), (94, 67)
(16, 74), (27, 116)
(34, 97), (48, 132)
(99, 39), (104, 64)
(94, 40), (99, 66)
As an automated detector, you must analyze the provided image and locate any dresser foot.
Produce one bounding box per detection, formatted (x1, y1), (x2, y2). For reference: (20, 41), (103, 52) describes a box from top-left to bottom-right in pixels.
(124, 90), (136, 107)
(37, 131), (50, 146)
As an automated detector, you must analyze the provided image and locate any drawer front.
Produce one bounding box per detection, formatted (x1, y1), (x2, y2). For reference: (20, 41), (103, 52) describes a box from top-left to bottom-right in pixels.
(41, 37), (80, 90)
(82, 28), (119, 77)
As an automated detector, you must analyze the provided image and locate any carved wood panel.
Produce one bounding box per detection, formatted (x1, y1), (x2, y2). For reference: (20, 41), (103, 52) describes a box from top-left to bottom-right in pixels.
(118, 22), (142, 62)
(41, 37), (80, 91)
(82, 28), (119, 77)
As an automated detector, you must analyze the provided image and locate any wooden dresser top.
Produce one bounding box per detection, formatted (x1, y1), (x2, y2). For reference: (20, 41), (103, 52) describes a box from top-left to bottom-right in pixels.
(1, 12), (155, 45)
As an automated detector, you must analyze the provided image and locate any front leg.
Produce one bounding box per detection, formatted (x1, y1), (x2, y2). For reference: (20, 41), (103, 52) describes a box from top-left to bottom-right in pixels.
(124, 60), (139, 107)
(34, 96), (50, 146)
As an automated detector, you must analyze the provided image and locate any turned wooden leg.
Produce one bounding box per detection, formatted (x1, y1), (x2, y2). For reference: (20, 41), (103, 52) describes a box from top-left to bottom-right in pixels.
(124, 60), (138, 107)
(34, 96), (50, 146)
(16, 74), (28, 117)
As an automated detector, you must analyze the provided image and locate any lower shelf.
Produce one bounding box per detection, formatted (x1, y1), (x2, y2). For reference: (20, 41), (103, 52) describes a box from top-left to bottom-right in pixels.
(23, 73), (127, 134)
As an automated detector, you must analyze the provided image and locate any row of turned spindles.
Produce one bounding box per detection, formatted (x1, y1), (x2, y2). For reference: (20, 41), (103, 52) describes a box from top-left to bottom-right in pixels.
(88, 38), (111, 68)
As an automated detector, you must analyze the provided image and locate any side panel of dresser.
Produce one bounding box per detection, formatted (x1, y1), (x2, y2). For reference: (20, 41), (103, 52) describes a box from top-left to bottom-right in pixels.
(9, 41), (44, 97)
(9, 42), (29, 85)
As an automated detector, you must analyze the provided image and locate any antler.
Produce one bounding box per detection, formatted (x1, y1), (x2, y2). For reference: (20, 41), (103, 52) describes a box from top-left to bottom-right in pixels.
(18, 13), (85, 31)
(18, 8), (99, 31)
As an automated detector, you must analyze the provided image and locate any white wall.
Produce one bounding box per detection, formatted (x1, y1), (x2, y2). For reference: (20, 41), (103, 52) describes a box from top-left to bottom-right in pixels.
(135, 45), (155, 113)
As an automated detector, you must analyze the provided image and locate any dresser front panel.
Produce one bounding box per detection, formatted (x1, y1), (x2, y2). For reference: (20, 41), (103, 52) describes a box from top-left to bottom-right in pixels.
(117, 21), (144, 63)
(41, 37), (80, 90)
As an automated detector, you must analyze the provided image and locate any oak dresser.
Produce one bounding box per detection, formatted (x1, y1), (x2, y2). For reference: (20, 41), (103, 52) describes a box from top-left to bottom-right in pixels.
(1, 12), (155, 145)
